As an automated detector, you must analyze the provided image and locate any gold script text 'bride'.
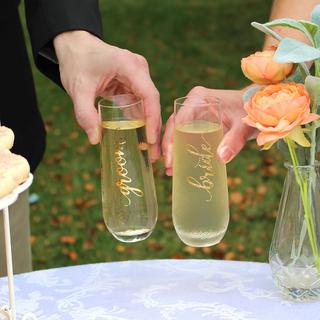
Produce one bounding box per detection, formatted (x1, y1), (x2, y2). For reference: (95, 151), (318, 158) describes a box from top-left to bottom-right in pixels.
(186, 135), (215, 201)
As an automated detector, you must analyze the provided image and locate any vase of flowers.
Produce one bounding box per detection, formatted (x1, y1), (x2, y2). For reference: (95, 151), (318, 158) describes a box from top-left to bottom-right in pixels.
(269, 162), (320, 300)
(241, 5), (320, 300)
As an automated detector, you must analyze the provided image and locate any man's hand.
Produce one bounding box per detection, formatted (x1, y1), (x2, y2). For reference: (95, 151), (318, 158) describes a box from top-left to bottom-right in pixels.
(162, 86), (257, 176)
(53, 30), (161, 160)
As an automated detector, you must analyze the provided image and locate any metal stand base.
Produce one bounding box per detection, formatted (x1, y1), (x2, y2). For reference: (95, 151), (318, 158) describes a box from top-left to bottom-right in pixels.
(0, 175), (36, 320)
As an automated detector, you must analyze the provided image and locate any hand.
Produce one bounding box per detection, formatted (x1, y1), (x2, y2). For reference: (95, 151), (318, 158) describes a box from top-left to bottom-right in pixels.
(162, 86), (257, 175)
(53, 31), (161, 160)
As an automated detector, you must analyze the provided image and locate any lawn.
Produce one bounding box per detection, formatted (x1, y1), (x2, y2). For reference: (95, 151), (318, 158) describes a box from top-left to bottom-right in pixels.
(19, 0), (285, 270)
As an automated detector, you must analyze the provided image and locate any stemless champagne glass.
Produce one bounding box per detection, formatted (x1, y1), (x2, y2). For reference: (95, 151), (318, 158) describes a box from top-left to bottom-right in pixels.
(99, 94), (158, 242)
(172, 96), (229, 247)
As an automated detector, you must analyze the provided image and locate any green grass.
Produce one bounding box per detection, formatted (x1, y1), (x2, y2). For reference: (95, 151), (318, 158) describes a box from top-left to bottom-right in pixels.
(19, 0), (286, 270)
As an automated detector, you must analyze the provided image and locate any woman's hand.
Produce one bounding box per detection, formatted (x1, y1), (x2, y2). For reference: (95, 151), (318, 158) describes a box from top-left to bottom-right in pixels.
(162, 86), (257, 175)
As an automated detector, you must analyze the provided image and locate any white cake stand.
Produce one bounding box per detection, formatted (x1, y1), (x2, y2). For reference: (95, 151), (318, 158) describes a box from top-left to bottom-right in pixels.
(0, 174), (36, 320)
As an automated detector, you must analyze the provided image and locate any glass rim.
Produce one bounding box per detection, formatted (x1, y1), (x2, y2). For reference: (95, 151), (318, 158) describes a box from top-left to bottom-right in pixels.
(285, 161), (320, 169)
(174, 95), (220, 108)
(98, 93), (142, 109)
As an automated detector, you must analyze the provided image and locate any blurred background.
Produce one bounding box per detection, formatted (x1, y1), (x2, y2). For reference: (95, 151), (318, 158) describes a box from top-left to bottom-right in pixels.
(19, 0), (285, 270)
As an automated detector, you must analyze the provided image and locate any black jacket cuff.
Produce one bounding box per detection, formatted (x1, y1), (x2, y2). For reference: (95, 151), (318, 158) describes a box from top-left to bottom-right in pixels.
(25, 0), (103, 87)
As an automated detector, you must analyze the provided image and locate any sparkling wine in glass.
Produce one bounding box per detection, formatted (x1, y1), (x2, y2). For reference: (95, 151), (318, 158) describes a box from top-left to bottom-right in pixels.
(99, 94), (158, 242)
(172, 96), (229, 247)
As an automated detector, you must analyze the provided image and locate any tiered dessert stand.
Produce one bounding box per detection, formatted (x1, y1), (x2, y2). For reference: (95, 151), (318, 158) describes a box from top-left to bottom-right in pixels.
(0, 174), (36, 320)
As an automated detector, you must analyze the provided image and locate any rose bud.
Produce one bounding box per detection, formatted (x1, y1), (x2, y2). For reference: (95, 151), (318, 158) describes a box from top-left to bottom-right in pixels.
(241, 48), (294, 84)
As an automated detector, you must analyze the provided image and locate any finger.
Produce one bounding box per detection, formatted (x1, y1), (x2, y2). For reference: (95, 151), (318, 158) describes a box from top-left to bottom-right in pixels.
(174, 87), (217, 126)
(72, 88), (100, 144)
(132, 73), (161, 145)
(118, 55), (161, 145)
(217, 123), (257, 163)
(187, 88), (221, 122)
(150, 117), (162, 162)
(150, 137), (161, 162)
(162, 114), (174, 173)
(134, 54), (150, 73)
(100, 80), (130, 97)
(163, 89), (215, 174)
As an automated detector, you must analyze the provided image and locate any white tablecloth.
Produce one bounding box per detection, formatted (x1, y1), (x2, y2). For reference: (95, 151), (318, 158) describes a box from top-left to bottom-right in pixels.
(0, 259), (319, 320)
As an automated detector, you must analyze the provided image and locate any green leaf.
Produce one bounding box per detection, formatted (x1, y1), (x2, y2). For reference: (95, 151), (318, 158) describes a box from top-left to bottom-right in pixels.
(285, 67), (304, 83)
(251, 22), (282, 41)
(265, 19), (315, 44)
(299, 20), (319, 38)
(305, 76), (320, 112)
(288, 126), (311, 147)
(314, 30), (320, 48)
(298, 63), (311, 79)
(242, 85), (262, 104)
(274, 38), (320, 63)
(311, 5), (320, 26)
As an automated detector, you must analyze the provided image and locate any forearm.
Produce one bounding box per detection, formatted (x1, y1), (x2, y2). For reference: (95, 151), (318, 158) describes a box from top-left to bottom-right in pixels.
(264, 0), (320, 48)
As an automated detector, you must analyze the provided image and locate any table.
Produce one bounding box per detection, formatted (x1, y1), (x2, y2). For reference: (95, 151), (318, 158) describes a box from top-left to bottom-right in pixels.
(0, 259), (319, 320)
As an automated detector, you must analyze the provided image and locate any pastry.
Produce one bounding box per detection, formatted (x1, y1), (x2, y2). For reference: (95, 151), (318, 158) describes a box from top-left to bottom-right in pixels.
(0, 173), (17, 198)
(0, 127), (30, 198)
(0, 126), (14, 150)
(0, 150), (30, 185)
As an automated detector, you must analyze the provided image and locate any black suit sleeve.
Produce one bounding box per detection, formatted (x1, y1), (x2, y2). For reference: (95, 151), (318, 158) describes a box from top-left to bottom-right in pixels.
(24, 0), (103, 86)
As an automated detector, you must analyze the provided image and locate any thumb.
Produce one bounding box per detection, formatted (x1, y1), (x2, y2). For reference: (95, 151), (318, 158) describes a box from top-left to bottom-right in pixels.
(72, 90), (100, 144)
(217, 124), (256, 163)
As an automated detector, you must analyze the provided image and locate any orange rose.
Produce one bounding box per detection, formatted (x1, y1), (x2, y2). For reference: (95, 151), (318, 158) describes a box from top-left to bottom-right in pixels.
(241, 48), (294, 84)
(242, 83), (320, 149)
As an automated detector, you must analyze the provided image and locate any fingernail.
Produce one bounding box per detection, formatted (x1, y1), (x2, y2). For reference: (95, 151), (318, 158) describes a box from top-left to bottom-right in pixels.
(218, 146), (234, 163)
(88, 128), (100, 145)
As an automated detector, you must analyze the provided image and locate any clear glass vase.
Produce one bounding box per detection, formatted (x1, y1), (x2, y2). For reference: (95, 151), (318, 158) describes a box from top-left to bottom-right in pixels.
(269, 163), (320, 300)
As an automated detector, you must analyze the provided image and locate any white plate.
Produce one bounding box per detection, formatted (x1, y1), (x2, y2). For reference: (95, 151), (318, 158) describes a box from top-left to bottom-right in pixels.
(0, 174), (34, 211)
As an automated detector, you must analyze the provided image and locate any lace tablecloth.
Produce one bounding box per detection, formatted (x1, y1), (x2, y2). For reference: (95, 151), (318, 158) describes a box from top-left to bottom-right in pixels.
(0, 259), (319, 320)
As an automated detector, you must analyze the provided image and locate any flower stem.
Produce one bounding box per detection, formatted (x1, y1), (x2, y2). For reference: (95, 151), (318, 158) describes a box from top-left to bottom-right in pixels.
(310, 102), (318, 166)
(315, 61), (320, 79)
(285, 138), (320, 271)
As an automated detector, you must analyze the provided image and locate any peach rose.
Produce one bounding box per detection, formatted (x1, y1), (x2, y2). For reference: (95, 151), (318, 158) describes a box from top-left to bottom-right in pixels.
(241, 48), (294, 84)
(242, 83), (320, 149)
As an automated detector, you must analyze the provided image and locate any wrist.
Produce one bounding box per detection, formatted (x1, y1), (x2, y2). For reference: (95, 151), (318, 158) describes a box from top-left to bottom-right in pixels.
(54, 30), (95, 45)
(53, 30), (103, 62)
